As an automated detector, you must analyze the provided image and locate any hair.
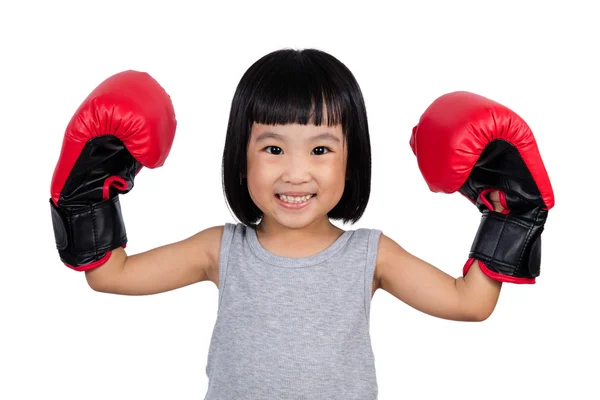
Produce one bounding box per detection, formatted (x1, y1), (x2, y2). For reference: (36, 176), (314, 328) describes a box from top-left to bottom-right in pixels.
(221, 48), (372, 227)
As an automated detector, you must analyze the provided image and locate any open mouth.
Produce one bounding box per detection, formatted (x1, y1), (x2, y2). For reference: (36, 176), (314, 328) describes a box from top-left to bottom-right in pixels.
(275, 193), (316, 204)
(274, 193), (316, 209)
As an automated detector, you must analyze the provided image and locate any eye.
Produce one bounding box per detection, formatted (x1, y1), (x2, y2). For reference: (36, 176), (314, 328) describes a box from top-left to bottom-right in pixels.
(264, 146), (283, 155)
(312, 146), (331, 155)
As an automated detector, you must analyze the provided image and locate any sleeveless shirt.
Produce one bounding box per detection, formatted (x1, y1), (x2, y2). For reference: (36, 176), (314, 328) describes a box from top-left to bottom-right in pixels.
(204, 222), (382, 399)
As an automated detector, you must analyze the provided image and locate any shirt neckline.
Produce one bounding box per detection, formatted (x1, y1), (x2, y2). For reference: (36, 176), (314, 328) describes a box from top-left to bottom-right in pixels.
(246, 225), (353, 268)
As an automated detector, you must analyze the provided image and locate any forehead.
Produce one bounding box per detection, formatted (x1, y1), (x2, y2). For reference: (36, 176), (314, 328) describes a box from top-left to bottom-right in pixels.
(250, 122), (344, 141)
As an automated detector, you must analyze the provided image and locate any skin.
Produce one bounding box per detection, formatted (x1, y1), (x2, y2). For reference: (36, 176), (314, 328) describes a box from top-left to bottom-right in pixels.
(86, 121), (502, 322)
(245, 122), (348, 258)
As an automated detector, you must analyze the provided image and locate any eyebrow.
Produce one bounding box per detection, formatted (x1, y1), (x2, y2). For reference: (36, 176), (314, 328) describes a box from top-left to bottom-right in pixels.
(254, 131), (341, 144)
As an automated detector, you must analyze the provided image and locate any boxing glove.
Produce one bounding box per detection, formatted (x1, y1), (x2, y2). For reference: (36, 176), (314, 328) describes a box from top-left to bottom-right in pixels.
(410, 91), (554, 284)
(49, 70), (177, 271)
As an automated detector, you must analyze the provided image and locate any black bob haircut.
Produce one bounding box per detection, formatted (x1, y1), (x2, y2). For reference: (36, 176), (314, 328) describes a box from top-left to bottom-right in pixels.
(222, 48), (372, 227)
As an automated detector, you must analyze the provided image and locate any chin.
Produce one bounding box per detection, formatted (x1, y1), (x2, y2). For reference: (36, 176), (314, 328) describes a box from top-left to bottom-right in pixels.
(272, 215), (317, 230)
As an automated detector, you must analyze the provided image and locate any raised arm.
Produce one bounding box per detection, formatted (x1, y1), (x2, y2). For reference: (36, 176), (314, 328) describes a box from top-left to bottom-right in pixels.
(375, 193), (504, 322)
(379, 91), (554, 321)
(85, 225), (223, 295)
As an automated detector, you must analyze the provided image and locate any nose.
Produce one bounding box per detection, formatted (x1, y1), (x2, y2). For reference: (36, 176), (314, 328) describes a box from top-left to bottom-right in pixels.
(282, 153), (311, 184)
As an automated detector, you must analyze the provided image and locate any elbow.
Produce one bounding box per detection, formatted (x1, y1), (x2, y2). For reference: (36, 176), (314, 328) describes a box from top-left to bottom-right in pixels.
(463, 305), (495, 322)
(468, 311), (492, 322)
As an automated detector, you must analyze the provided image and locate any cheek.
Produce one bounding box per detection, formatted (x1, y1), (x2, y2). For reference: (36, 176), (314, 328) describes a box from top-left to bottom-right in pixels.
(246, 155), (277, 191)
(318, 157), (346, 186)
(249, 158), (269, 175)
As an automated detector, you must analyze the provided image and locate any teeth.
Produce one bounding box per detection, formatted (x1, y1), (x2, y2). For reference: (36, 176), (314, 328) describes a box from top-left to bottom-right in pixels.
(278, 194), (313, 203)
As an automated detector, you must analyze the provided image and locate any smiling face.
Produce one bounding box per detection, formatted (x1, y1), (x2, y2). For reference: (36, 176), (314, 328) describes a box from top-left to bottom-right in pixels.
(246, 122), (348, 231)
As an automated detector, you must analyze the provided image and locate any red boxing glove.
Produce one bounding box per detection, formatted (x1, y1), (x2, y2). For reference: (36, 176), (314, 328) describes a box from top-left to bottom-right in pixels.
(410, 91), (554, 284)
(49, 71), (177, 271)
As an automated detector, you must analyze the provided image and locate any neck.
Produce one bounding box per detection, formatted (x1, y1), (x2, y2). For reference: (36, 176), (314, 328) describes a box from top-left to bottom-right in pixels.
(256, 216), (341, 243)
(255, 217), (344, 258)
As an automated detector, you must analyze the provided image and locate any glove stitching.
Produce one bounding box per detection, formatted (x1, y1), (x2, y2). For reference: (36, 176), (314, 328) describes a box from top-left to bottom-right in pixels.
(91, 203), (98, 259)
(488, 212), (531, 230)
(66, 207), (74, 254)
(489, 213), (507, 274)
(469, 252), (518, 269)
(72, 245), (115, 257)
(515, 206), (541, 270)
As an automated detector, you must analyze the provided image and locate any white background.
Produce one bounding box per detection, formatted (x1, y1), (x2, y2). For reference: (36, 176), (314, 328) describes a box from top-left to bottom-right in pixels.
(1, 0), (598, 399)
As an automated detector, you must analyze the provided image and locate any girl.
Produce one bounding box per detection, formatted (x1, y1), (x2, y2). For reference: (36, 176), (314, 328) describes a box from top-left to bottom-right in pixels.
(84, 49), (502, 399)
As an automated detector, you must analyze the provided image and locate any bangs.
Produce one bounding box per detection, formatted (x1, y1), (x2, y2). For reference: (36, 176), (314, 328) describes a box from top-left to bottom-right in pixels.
(246, 51), (347, 127)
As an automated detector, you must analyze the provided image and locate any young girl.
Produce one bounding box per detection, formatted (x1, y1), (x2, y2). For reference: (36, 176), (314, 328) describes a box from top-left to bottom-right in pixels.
(51, 49), (511, 399)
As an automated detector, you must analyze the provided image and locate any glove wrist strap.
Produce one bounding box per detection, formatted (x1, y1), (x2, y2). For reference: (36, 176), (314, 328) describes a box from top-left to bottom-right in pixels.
(50, 196), (127, 269)
(468, 208), (547, 282)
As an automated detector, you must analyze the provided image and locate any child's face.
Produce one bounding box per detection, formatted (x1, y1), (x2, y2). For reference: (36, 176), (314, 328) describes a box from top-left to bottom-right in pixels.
(246, 121), (347, 230)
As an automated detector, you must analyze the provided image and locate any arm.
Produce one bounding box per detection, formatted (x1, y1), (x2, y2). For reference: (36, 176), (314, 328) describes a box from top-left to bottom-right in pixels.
(85, 225), (223, 296)
(376, 191), (504, 322)
(376, 236), (501, 322)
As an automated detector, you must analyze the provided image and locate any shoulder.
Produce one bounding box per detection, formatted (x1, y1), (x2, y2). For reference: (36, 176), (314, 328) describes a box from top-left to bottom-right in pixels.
(375, 233), (404, 261)
(373, 233), (407, 290)
(186, 225), (226, 284)
(194, 223), (251, 285)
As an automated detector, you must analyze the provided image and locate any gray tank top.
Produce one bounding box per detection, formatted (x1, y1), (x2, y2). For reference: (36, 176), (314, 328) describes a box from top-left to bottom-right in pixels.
(204, 223), (382, 399)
